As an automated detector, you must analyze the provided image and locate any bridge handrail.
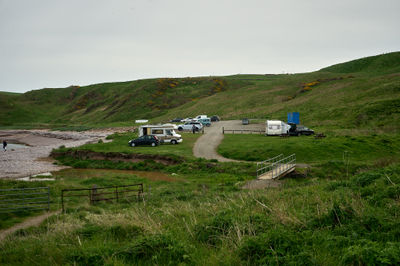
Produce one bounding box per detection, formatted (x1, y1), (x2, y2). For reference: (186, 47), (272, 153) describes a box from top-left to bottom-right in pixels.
(257, 154), (296, 178)
(257, 154), (284, 166)
(270, 154), (296, 179)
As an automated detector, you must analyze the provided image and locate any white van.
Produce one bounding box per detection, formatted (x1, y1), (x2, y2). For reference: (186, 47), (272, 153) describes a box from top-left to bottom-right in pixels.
(266, 120), (291, 136)
(139, 124), (182, 144)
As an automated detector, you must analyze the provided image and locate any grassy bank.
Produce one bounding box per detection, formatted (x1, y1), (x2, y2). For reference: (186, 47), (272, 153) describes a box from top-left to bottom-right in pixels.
(67, 132), (201, 159)
(1, 164), (399, 265)
(218, 134), (400, 164)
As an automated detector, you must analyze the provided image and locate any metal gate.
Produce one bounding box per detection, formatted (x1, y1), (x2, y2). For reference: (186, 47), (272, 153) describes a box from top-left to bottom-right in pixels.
(61, 184), (144, 212)
(0, 187), (50, 213)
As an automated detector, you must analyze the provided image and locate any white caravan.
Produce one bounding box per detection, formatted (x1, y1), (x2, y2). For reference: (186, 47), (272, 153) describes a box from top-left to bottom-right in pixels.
(139, 124), (182, 144)
(266, 120), (291, 136)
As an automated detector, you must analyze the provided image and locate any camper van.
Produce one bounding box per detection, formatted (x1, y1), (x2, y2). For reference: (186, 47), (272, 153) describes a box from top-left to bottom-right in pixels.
(266, 120), (291, 136)
(139, 124), (182, 144)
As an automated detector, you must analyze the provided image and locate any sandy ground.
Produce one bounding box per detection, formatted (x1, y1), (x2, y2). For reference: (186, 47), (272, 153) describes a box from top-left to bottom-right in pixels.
(0, 129), (131, 179)
(193, 120), (264, 162)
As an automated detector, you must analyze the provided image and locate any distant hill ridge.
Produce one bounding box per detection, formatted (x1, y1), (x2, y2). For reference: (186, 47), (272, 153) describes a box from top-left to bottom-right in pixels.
(320, 52), (400, 73)
(0, 51), (399, 130)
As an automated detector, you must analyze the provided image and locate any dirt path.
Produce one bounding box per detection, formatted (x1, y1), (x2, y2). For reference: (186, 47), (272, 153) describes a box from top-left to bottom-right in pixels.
(0, 211), (59, 242)
(193, 120), (264, 162)
(193, 121), (237, 162)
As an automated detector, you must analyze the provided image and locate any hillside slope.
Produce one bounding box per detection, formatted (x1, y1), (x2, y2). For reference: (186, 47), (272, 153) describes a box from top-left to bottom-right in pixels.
(1, 52), (399, 131)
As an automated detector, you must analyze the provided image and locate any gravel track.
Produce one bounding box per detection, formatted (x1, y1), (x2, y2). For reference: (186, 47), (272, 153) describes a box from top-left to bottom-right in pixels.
(193, 120), (264, 162)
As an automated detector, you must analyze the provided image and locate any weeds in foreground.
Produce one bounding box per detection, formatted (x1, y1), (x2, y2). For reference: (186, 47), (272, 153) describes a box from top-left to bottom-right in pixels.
(1, 164), (399, 265)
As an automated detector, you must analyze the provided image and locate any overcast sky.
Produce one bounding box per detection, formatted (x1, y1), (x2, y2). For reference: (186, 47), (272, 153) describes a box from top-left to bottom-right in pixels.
(0, 0), (399, 93)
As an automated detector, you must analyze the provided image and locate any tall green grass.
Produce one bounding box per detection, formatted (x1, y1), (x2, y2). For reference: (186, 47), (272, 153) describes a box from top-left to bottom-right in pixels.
(1, 165), (399, 265)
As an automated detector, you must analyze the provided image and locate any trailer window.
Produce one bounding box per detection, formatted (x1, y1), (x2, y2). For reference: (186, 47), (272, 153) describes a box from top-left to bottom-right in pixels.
(151, 129), (163, 135)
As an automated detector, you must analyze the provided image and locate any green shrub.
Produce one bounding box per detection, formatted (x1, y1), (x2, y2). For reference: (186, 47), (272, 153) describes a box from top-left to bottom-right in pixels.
(310, 202), (355, 228)
(75, 224), (103, 239)
(116, 233), (190, 264)
(67, 246), (111, 265)
(352, 172), (381, 187)
(341, 240), (400, 265)
(194, 211), (234, 246)
(239, 230), (313, 265)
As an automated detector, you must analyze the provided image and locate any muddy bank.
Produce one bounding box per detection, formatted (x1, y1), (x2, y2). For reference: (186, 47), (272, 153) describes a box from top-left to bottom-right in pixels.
(56, 168), (179, 182)
(51, 150), (182, 166)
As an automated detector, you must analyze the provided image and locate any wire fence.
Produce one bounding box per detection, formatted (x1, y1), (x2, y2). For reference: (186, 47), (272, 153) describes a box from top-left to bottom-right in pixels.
(222, 127), (265, 134)
(61, 184), (144, 212)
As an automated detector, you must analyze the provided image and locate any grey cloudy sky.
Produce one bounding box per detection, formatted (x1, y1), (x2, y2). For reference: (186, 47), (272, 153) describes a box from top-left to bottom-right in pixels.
(0, 0), (399, 93)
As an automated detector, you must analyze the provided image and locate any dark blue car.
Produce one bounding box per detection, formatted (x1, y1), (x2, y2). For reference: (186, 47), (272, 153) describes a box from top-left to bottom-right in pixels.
(129, 135), (159, 147)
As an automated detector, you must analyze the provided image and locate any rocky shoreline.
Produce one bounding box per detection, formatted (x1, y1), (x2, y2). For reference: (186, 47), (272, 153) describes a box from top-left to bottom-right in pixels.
(0, 129), (129, 179)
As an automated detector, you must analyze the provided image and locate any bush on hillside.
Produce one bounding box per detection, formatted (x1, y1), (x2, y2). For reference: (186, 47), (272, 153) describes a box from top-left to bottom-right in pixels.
(194, 211), (234, 246)
(341, 240), (400, 265)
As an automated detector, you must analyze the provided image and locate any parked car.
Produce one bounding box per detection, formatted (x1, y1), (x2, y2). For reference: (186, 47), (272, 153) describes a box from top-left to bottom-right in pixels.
(181, 117), (194, 123)
(288, 124), (314, 136)
(128, 135), (159, 147)
(177, 121), (203, 131)
(198, 118), (211, 127)
(210, 115), (220, 122)
(242, 118), (249, 125)
(170, 118), (183, 123)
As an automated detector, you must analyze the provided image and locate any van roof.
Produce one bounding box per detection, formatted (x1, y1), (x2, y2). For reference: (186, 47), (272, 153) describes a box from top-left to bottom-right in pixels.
(140, 124), (177, 129)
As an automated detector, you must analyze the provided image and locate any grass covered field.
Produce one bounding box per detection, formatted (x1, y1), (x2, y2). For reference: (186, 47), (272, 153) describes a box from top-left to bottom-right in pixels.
(218, 134), (400, 164)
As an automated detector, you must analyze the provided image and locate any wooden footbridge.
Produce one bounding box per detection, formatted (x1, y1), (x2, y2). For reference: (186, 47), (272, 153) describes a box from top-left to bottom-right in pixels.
(256, 154), (296, 180)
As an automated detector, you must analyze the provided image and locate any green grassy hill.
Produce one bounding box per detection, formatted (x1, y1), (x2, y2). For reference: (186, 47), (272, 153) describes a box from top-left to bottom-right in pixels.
(1, 52), (399, 131)
(1, 52), (400, 265)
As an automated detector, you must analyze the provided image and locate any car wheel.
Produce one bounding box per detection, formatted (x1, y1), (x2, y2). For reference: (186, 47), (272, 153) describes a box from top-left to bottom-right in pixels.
(130, 142), (136, 147)
(171, 140), (177, 145)
(151, 142), (156, 147)
(178, 127), (183, 131)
